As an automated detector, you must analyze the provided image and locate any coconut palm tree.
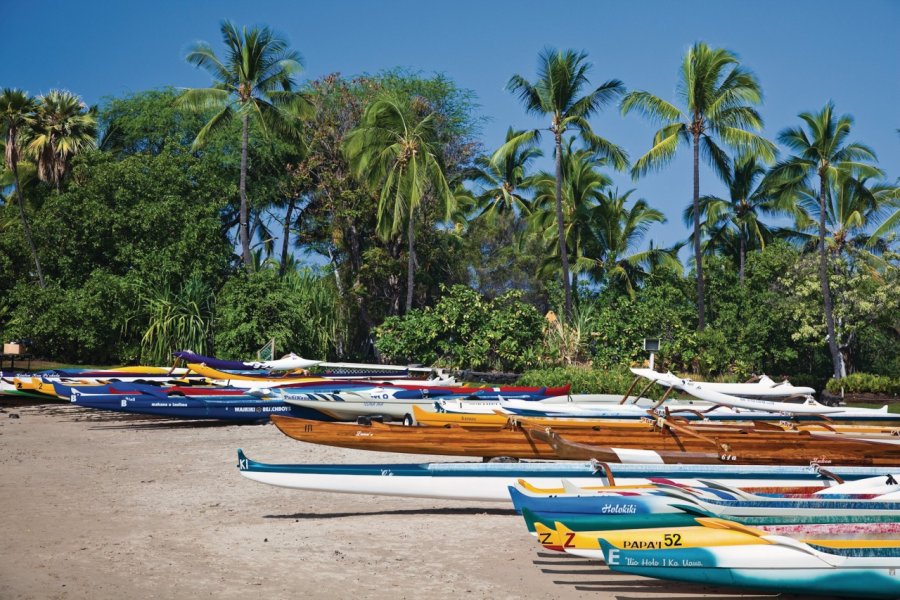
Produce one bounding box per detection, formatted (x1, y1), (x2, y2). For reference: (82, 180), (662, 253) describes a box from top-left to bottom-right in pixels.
(868, 188), (900, 245)
(585, 188), (680, 296)
(469, 127), (541, 222)
(500, 48), (628, 319)
(344, 92), (454, 312)
(530, 140), (611, 291)
(690, 156), (792, 282)
(0, 88), (44, 288)
(766, 102), (882, 378)
(621, 42), (775, 329)
(792, 175), (895, 262)
(177, 21), (309, 267)
(25, 90), (96, 192)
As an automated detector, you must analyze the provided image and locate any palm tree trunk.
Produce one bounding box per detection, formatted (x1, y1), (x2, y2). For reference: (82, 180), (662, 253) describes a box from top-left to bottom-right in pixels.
(555, 133), (573, 320)
(739, 231), (746, 284)
(239, 113), (252, 267)
(279, 197), (296, 277)
(693, 131), (705, 330)
(819, 173), (843, 379)
(12, 163), (45, 288)
(405, 210), (416, 313)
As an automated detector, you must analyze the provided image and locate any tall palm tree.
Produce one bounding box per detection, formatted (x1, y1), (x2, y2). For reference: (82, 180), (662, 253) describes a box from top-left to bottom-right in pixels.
(621, 42), (775, 329)
(531, 140), (611, 291)
(178, 21), (309, 267)
(767, 102), (882, 378)
(690, 156), (791, 282)
(0, 88), (44, 288)
(344, 92), (454, 312)
(500, 48), (628, 318)
(25, 90), (97, 192)
(585, 188), (680, 296)
(469, 127), (541, 222)
(792, 175), (895, 261)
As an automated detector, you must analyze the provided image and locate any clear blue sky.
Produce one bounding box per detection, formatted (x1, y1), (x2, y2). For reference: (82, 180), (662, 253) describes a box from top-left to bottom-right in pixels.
(4, 0), (898, 251)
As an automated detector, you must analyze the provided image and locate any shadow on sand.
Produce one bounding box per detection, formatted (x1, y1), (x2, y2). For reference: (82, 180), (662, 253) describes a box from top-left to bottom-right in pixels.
(265, 507), (518, 519)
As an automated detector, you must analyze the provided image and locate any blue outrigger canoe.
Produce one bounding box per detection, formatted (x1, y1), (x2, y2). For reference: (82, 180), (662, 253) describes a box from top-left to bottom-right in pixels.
(55, 382), (336, 422)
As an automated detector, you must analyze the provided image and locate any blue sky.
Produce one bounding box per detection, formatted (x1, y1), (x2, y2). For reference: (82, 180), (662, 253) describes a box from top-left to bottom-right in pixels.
(4, 0), (898, 252)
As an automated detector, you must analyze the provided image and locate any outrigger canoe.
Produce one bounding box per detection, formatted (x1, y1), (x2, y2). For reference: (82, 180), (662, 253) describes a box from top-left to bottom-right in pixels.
(59, 383), (335, 422)
(282, 385), (570, 423)
(235, 451), (900, 503)
(509, 480), (900, 525)
(631, 368), (816, 399)
(597, 519), (900, 599)
(526, 424), (900, 466)
(269, 415), (900, 465)
(413, 405), (900, 430)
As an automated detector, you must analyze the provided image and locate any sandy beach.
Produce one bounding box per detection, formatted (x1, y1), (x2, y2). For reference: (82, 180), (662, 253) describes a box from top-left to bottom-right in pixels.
(0, 401), (834, 599)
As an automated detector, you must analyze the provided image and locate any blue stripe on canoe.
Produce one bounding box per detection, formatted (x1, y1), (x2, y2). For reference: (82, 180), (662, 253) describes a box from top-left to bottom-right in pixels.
(234, 450), (900, 480)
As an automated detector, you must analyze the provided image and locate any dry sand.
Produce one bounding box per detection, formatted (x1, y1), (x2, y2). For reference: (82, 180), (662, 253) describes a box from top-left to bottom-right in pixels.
(0, 401), (833, 599)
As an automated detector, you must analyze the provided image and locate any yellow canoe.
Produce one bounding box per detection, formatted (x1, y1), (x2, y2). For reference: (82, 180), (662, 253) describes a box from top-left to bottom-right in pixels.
(537, 518), (900, 555)
(185, 363), (328, 387)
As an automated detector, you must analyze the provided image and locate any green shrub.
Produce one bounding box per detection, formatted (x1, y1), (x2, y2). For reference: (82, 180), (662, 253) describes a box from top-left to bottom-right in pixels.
(826, 373), (900, 396)
(214, 269), (345, 360)
(6, 271), (134, 364)
(374, 285), (543, 372)
(517, 365), (664, 398)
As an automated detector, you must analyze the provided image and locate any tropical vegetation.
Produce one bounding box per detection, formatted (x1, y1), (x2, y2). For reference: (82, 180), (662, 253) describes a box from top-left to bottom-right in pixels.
(1, 27), (897, 392)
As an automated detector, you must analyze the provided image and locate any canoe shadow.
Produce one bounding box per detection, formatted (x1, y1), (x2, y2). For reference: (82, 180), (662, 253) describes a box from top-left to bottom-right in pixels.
(265, 507), (518, 519)
(85, 419), (256, 430)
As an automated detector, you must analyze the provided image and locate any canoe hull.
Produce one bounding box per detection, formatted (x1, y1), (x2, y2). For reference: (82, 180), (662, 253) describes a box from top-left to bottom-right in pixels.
(71, 393), (334, 422)
(602, 542), (900, 599)
(235, 450), (898, 502)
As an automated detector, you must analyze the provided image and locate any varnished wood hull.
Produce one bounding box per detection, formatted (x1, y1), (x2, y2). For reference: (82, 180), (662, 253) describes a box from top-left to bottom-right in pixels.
(528, 427), (900, 466)
(269, 415), (900, 465)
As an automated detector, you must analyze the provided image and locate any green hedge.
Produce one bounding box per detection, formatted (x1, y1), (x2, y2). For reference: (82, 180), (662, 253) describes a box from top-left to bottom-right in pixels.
(517, 366), (665, 398)
(825, 373), (900, 396)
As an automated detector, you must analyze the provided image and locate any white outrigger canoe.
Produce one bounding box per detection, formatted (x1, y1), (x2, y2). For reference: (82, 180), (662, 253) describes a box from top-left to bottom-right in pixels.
(633, 368), (893, 419)
(631, 368), (815, 399)
(236, 451), (900, 503)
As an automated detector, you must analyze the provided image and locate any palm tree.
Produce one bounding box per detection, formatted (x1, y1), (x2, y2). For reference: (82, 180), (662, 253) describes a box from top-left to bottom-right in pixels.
(767, 102), (882, 378)
(178, 21), (309, 267)
(344, 92), (454, 312)
(621, 42), (775, 329)
(792, 175), (895, 261)
(869, 187), (900, 245)
(585, 188), (680, 296)
(500, 48), (628, 319)
(469, 127), (541, 222)
(690, 157), (791, 282)
(530, 140), (611, 291)
(25, 90), (97, 192)
(0, 88), (44, 288)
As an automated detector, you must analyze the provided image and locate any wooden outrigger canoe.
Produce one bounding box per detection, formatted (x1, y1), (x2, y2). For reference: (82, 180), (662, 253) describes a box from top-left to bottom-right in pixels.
(269, 415), (900, 465)
(527, 425), (900, 466)
(412, 405), (900, 436)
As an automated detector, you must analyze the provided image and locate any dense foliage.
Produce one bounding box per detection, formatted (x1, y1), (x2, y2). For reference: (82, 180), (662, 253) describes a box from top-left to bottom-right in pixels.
(1, 29), (897, 392)
(375, 285), (543, 372)
(825, 373), (900, 397)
